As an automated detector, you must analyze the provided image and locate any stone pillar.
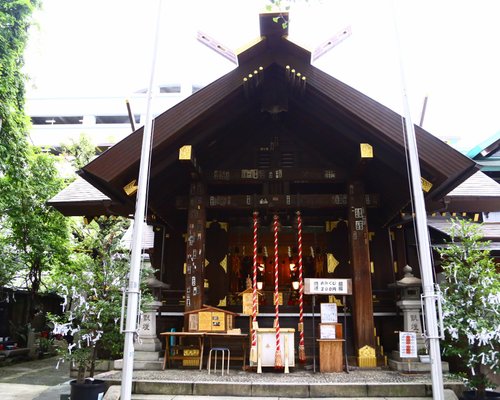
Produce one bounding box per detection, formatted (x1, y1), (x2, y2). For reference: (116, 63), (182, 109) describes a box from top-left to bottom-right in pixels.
(135, 301), (162, 353)
(397, 298), (425, 351)
(114, 300), (163, 371)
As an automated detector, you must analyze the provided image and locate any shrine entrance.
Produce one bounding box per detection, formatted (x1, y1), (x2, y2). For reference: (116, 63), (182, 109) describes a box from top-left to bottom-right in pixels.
(180, 172), (379, 368)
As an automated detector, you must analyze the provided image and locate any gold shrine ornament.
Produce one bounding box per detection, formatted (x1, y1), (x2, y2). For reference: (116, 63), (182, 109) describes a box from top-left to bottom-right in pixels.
(421, 177), (433, 193)
(360, 143), (373, 158)
(358, 345), (377, 368)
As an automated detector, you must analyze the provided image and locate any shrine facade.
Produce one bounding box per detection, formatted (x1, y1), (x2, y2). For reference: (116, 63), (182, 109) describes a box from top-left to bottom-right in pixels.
(50, 13), (500, 368)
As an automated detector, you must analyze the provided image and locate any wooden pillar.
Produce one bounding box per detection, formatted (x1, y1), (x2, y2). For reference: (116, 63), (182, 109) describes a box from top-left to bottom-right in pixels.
(184, 181), (206, 313)
(394, 226), (407, 279)
(347, 181), (376, 367)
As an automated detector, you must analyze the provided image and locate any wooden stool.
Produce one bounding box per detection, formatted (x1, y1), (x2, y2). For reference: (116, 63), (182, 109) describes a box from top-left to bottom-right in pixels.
(208, 347), (230, 375)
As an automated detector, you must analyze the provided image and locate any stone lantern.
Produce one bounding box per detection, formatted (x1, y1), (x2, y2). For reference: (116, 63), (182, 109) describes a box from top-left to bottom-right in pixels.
(388, 265), (449, 372)
(115, 253), (170, 370)
(391, 265), (425, 352)
(134, 254), (170, 369)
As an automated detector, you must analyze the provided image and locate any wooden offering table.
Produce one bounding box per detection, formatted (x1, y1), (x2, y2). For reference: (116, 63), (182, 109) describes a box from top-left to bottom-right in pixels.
(161, 331), (205, 370)
(160, 331), (249, 371)
(317, 339), (344, 372)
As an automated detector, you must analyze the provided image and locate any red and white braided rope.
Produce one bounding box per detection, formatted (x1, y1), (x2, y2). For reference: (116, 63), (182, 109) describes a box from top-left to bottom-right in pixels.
(273, 215), (282, 366)
(296, 211), (306, 362)
(251, 211), (258, 351)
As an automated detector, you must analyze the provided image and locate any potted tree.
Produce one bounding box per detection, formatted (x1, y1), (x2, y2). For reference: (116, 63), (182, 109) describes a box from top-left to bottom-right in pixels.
(49, 216), (148, 400)
(438, 218), (500, 400)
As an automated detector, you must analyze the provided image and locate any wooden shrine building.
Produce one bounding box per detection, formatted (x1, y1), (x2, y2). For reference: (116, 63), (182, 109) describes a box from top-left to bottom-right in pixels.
(50, 13), (500, 367)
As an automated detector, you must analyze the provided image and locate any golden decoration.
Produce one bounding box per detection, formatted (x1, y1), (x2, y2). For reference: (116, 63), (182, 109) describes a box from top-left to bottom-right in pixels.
(421, 177), (433, 192)
(358, 345), (377, 368)
(179, 145), (192, 160)
(123, 179), (138, 196)
(360, 143), (373, 158)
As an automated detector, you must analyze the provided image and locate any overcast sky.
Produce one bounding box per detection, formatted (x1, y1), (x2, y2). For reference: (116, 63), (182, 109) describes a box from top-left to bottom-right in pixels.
(24, 0), (500, 150)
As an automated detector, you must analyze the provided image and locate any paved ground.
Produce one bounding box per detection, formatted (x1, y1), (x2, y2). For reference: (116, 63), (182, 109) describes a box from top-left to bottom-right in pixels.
(0, 355), (466, 400)
(0, 356), (71, 400)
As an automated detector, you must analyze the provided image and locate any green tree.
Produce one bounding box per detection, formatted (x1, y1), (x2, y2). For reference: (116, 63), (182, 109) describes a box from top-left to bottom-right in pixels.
(48, 216), (155, 383)
(438, 218), (500, 399)
(0, 0), (39, 175)
(60, 133), (98, 170)
(0, 148), (70, 296)
(0, 0), (45, 294)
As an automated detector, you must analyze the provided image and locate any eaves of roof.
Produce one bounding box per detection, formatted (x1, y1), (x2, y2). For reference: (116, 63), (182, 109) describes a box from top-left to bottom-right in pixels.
(73, 13), (477, 221)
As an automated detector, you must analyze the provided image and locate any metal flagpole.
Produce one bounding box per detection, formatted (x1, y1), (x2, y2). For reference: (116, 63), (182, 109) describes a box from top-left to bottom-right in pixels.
(120, 1), (163, 399)
(392, 4), (444, 400)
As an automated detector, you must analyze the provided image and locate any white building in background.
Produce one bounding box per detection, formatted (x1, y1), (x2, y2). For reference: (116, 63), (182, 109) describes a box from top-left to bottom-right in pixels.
(26, 82), (205, 151)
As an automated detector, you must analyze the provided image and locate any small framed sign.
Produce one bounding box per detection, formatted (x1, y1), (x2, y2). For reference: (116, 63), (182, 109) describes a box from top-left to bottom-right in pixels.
(320, 303), (337, 323)
(304, 278), (352, 295)
(319, 323), (336, 339)
(399, 331), (417, 358)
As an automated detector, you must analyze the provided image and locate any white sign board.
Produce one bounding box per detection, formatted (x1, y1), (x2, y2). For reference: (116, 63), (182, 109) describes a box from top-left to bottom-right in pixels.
(399, 331), (417, 358)
(319, 324), (336, 339)
(320, 303), (337, 323)
(304, 278), (352, 295)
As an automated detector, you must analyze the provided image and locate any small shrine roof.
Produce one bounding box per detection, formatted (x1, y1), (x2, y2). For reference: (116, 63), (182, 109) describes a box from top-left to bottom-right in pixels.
(183, 305), (239, 316)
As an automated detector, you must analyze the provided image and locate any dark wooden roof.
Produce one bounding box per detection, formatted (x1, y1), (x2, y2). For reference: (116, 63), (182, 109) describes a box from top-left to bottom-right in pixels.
(74, 13), (477, 226)
(443, 171), (500, 212)
(428, 216), (500, 242)
(48, 177), (116, 217)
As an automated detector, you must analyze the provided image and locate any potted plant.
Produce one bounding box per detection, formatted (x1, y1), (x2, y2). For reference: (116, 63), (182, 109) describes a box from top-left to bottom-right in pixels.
(37, 334), (54, 358)
(418, 344), (430, 363)
(48, 216), (135, 400)
(438, 218), (500, 400)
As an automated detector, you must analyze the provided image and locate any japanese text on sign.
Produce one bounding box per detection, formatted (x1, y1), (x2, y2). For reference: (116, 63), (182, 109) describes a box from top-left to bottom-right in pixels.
(304, 278), (352, 295)
(399, 332), (417, 358)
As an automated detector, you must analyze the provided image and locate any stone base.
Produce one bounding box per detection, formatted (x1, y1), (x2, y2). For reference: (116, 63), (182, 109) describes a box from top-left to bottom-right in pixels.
(134, 351), (161, 361)
(389, 351), (449, 373)
(135, 337), (161, 352)
(389, 358), (449, 372)
(113, 358), (163, 370)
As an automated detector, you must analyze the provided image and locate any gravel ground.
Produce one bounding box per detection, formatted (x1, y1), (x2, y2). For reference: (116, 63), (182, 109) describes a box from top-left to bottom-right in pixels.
(97, 367), (463, 385)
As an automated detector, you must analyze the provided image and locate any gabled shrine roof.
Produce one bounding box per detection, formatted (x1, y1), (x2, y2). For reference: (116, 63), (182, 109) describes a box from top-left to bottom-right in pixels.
(69, 13), (477, 225)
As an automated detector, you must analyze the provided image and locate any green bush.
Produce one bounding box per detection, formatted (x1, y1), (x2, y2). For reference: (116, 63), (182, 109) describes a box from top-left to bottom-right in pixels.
(438, 218), (500, 399)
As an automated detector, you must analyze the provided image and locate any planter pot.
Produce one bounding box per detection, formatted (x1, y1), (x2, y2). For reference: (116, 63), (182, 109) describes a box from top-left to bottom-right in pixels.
(70, 379), (107, 400)
(461, 390), (500, 400)
(419, 355), (430, 363)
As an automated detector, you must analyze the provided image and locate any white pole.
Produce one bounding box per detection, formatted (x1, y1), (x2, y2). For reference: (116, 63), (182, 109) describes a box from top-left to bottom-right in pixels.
(120, 1), (163, 399)
(392, 4), (445, 400)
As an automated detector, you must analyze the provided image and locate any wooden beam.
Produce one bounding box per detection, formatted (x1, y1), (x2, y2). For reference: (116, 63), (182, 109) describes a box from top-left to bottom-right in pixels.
(184, 182), (206, 313)
(179, 145), (202, 179)
(347, 181), (377, 367)
(394, 226), (407, 278)
(176, 193), (380, 210)
(205, 168), (346, 183)
(351, 143), (374, 180)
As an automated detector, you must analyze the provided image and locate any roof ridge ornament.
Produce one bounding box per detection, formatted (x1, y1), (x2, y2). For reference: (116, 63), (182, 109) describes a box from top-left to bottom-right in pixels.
(311, 26), (352, 62)
(197, 31), (238, 66)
